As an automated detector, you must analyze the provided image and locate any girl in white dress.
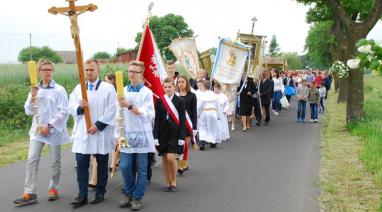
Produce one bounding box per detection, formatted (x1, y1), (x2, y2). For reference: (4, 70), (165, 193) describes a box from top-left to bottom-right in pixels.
(214, 83), (230, 142)
(197, 80), (221, 150)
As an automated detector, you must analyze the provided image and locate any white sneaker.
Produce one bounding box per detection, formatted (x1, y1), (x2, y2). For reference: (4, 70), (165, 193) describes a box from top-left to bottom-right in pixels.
(314, 119), (318, 123)
(274, 112), (279, 116)
(231, 127), (235, 131)
(310, 119), (314, 122)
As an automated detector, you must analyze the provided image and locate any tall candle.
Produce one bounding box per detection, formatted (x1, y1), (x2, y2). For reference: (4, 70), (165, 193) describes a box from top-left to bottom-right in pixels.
(115, 71), (124, 98)
(28, 61), (38, 86)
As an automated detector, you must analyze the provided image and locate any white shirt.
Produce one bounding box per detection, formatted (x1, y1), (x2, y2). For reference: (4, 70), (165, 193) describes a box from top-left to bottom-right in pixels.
(273, 77), (284, 92)
(116, 85), (156, 154)
(24, 80), (70, 145)
(69, 81), (117, 154)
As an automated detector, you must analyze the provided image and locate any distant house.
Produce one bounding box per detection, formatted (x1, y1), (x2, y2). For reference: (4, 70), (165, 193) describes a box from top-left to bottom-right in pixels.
(116, 49), (138, 63)
(56, 51), (78, 64)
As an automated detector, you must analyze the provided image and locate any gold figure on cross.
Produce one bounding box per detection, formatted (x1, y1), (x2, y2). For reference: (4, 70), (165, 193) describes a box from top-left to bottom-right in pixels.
(48, 0), (97, 129)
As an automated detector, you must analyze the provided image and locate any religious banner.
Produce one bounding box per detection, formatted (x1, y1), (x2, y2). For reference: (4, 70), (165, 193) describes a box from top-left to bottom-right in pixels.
(211, 38), (251, 84)
(169, 37), (200, 79)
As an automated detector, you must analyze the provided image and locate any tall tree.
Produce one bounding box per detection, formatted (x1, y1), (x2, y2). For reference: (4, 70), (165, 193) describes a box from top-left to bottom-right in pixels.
(135, 14), (194, 60)
(283, 52), (304, 70)
(18, 46), (62, 63)
(268, 35), (281, 57)
(305, 21), (333, 69)
(296, 0), (382, 122)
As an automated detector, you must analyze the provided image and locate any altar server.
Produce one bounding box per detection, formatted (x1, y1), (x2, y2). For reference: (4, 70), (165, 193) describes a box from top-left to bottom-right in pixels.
(68, 59), (116, 209)
(14, 59), (69, 206)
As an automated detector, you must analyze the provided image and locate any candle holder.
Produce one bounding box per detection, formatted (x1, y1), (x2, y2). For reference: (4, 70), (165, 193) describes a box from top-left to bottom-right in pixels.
(32, 87), (43, 135)
(118, 106), (130, 148)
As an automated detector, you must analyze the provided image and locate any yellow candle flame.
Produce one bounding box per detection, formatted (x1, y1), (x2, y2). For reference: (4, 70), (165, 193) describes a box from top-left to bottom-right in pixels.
(115, 71), (124, 98)
(28, 61), (38, 86)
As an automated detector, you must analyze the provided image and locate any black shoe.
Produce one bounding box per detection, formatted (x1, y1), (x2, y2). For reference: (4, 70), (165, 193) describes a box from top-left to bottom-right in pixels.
(162, 186), (171, 192)
(14, 193), (38, 206)
(256, 122), (261, 126)
(90, 194), (104, 204)
(170, 186), (177, 192)
(177, 168), (184, 175)
(210, 143), (217, 148)
(88, 183), (96, 188)
(71, 196), (88, 209)
(199, 144), (205, 150)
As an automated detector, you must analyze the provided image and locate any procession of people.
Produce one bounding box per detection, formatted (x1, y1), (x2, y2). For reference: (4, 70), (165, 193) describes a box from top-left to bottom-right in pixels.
(13, 57), (332, 211)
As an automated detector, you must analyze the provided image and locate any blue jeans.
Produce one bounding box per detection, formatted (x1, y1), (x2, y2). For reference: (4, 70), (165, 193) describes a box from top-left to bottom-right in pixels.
(272, 90), (282, 112)
(120, 153), (148, 200)
(76, 153), (109, 198)
(310, 103), (318, 119)
(297, 100), (307, 121)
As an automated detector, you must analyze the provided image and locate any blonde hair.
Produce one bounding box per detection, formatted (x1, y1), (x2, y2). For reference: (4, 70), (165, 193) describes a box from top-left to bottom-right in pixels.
(37, 59), (54, 70)
(129, 61), (145, 73)
(85, 59), (100, 70)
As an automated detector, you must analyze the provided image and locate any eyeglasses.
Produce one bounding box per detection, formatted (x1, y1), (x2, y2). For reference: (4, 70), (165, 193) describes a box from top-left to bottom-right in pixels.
(40, 69), (53, 72)
(128, 71), (142, 75)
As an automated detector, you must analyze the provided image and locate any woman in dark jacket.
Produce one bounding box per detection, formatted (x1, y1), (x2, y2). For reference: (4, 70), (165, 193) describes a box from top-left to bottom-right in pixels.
(238, 76), (256, 131)
(176, 75), (197, 174)
(153, 78), (186, 192)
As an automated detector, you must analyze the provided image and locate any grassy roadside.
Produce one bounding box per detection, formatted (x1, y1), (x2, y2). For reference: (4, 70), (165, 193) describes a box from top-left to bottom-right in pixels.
(0, 135), (72, 167)
(320, 76), (381, 211)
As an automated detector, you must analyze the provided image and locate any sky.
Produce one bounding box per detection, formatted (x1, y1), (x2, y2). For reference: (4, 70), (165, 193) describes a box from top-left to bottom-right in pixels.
(0, 0), (381, 63)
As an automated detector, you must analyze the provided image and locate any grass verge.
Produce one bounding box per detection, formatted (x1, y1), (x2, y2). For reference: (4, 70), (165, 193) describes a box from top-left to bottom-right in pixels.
(320, 78), (381, 211)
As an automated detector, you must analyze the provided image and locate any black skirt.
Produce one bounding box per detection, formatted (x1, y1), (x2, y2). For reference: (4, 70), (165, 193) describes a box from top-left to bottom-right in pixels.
(240, 94), (253, 116)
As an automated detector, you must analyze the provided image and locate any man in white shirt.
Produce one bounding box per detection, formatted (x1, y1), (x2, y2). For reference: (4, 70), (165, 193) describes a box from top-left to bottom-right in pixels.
(69, 59), (117, 209)
(14, 59), (69, 206)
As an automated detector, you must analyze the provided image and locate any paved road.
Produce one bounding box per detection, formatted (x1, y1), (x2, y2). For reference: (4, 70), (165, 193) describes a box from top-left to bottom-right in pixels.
(0, 100), (321, 212)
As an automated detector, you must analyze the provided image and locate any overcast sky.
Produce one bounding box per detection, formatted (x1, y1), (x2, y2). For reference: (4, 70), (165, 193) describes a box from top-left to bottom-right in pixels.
(0, 0), (381, 63)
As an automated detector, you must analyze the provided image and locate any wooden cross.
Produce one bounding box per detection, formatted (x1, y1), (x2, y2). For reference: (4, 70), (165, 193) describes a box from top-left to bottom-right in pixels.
(251, 17), (258, 35)
(48, 0), (97, 129)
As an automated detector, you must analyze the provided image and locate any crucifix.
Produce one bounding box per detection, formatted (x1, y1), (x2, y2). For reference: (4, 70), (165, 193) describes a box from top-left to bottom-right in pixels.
(48, 0), (97, 129)
(251, 16), (258, 35)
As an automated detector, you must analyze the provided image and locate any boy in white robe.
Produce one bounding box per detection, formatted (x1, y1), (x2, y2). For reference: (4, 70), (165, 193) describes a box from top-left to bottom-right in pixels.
(14, 59), (69, 206)
(116, 61), (156, 211)
(68, 59), (116, 209)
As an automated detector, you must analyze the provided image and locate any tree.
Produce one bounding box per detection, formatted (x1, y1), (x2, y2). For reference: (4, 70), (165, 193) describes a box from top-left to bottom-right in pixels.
(135, 13), (194, 60)
(268, 35), (281, 57)
(18, 46), (62, 63)
(296, 0), (382, 122)
(283, 52), (303, 70)
(305, 21), (333, 69)
(92, 51), (111, 60)
(115, 47), (130, 56)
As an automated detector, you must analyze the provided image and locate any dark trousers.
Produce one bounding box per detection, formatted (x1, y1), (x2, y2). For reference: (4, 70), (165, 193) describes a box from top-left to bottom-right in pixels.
(297, 100), (307, 121)
(262, 103), (270, 123)
(286, 95), (292, 103)
(254, 98), (262, 124)
(320, 97), (325, 112)
(76, 153), (109, 198)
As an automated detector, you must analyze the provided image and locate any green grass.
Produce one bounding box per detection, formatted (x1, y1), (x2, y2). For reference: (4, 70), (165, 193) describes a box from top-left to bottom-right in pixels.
(320, 74), (382, 211)
(0, 62), (188, 166)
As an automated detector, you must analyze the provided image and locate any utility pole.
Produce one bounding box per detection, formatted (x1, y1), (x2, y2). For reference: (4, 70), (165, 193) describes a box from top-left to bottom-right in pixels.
(29, 33), (32, 60)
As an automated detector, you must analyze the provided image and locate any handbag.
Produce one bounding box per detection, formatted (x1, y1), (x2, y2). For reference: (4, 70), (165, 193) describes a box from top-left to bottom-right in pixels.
(280, 96), (290, 108)
(285, 85), (295, 96)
